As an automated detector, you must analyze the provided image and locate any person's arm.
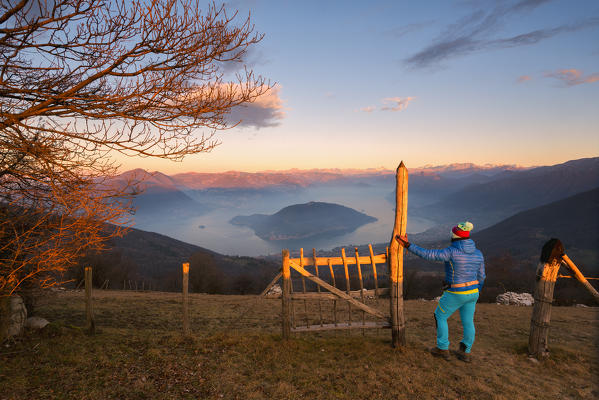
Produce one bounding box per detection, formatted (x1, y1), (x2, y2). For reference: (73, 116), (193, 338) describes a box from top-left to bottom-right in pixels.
(406, 243), (452, 262)
(395, 235), (452, 261)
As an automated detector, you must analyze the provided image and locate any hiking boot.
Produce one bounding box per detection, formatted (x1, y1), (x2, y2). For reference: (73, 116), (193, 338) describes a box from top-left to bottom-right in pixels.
(457, 342), (472, 363)
(429, 347), (450, 360)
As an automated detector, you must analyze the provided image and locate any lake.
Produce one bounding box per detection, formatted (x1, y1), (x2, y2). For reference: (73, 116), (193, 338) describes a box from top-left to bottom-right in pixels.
(133, 184), (435, 256)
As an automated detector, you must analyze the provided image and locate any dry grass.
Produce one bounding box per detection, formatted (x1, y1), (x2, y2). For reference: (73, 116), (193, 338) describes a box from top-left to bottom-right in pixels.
(0, 290), (597, 400)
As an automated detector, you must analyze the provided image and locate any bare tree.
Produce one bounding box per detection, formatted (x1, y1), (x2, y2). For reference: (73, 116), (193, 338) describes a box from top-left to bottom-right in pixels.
(0, 0), (269, 317)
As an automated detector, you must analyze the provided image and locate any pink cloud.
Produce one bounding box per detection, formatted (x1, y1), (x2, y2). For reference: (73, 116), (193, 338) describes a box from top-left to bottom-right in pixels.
(381, 97), (415, 112)
(359, 106), (376, 113)
(227, 84), (286, 128)
(517, 75), (532, 83)
(545, 69), (599, 86)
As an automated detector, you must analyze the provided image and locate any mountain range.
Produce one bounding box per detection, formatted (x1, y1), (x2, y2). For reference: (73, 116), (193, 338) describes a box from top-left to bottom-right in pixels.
(412, 157), (599, 229)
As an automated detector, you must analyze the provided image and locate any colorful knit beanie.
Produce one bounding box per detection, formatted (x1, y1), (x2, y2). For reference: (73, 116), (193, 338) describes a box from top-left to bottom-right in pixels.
(452, 221), (474, 239)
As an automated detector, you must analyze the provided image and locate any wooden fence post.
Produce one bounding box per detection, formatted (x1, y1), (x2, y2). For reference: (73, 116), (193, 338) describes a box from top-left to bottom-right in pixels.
(182, 262), (190, 336)
(84, 266), (95, 335)
(528, 239), (563, 358)
(389, 161), (408, 348)
(282, 249), (291, 339)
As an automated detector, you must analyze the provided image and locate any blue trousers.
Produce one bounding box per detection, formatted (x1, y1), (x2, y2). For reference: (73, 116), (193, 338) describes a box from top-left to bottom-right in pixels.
(434, 291), (479, 353)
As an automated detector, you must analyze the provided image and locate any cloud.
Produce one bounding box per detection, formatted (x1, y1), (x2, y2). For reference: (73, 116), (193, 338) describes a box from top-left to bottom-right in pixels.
(227, 84), (286, 128)
(544, 69), (599, 86)
(358, 106), (376, 113)
(219, 46), (269, 75)
(404, 1), (599, 69)
(517, 75), (532, 83)
(381, 97), (415, 112)
(386, 21), (435, 39)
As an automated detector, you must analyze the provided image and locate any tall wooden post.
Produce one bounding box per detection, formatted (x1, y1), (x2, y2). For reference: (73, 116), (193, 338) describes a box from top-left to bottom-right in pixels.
(528, 239), (563, 358)
(282, 249), (291, 339)
(182, 262), (190, 336)
(84, 266), (95, 335)
(389, 161), (408, 348)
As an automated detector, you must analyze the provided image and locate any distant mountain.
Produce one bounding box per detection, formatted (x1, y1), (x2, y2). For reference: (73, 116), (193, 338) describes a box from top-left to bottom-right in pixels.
(110, 169), (211, 219)
(413, 157), (599, 228)
(230, 201), (377, 241)
(475, 187), (599, 274)
(152, 163), (526, 190)
(411, 163), (527, 178)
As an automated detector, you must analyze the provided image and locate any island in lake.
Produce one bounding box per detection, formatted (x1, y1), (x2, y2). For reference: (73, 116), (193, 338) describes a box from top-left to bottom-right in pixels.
(230, 201), (377, 241)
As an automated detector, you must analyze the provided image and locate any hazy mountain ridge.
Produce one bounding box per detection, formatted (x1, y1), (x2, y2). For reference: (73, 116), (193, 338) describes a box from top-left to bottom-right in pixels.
(116, 163), (528, 191)
(475, 186), (599, 273)
(412, 157), (599, 229)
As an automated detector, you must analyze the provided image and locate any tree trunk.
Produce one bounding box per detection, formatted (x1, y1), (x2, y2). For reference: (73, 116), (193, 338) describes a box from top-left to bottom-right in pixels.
(0, 295), (10, 343)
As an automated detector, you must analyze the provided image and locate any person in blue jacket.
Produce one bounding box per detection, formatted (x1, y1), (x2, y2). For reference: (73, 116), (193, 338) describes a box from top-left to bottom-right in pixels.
(396, 221), (485, 362)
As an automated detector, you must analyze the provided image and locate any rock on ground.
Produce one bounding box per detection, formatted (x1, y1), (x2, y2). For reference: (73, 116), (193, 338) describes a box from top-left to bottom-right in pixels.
(25, 316), (50, 330)
(265, 284), (282, 297)
(496, 292), (534, 306)
(8, 295), (27, 337)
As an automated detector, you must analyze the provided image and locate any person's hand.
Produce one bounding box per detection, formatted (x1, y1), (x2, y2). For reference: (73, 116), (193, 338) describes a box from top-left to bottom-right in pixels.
(395, 234), (409, 247)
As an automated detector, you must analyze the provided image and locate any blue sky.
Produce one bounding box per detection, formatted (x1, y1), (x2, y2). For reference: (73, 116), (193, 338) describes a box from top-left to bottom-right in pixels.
(119, 0), (599, 173)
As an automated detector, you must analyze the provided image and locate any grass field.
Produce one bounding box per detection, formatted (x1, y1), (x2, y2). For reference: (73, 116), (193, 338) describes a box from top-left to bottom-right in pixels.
(0, 290), (597, 399)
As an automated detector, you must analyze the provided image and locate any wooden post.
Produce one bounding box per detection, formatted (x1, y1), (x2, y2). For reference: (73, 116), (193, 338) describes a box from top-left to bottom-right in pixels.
(368, 244), (379, 298)
(389, 161), (408, 348)
(182, 262), (190, 336)
(528, 239), (563, 358)
(355, 247), (366, 332)
(282, 249), (291, 339)
(341, 248), (351, 326)
(313, 249), (323, 326)
(300, 248), (309, 327)
(328, 259), (337, 327)
(561, 254), (599, 303)
(84, 266), (95, 335)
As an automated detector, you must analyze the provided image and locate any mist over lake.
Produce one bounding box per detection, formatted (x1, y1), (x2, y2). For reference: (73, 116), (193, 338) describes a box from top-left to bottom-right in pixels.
(132, 182), (435, 256)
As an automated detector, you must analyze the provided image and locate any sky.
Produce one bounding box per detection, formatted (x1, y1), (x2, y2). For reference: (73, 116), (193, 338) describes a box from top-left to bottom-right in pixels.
(117, 0), (599, 174)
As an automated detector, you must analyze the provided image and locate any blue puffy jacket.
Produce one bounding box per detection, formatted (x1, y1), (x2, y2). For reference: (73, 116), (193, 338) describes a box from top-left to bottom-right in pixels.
(407, 239), (485, 292)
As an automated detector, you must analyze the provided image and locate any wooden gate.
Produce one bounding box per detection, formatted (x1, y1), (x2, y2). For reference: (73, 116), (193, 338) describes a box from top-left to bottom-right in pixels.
(281, 246), (390, 337)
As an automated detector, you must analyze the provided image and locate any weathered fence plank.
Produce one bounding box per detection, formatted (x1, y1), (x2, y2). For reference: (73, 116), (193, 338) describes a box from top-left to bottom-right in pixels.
(561, 254), (599, 302)
(313, 248), (323, 326)
(368, 244), (379, 298)
(288, 254), (387, 266)
(328, 259), (338, 327)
